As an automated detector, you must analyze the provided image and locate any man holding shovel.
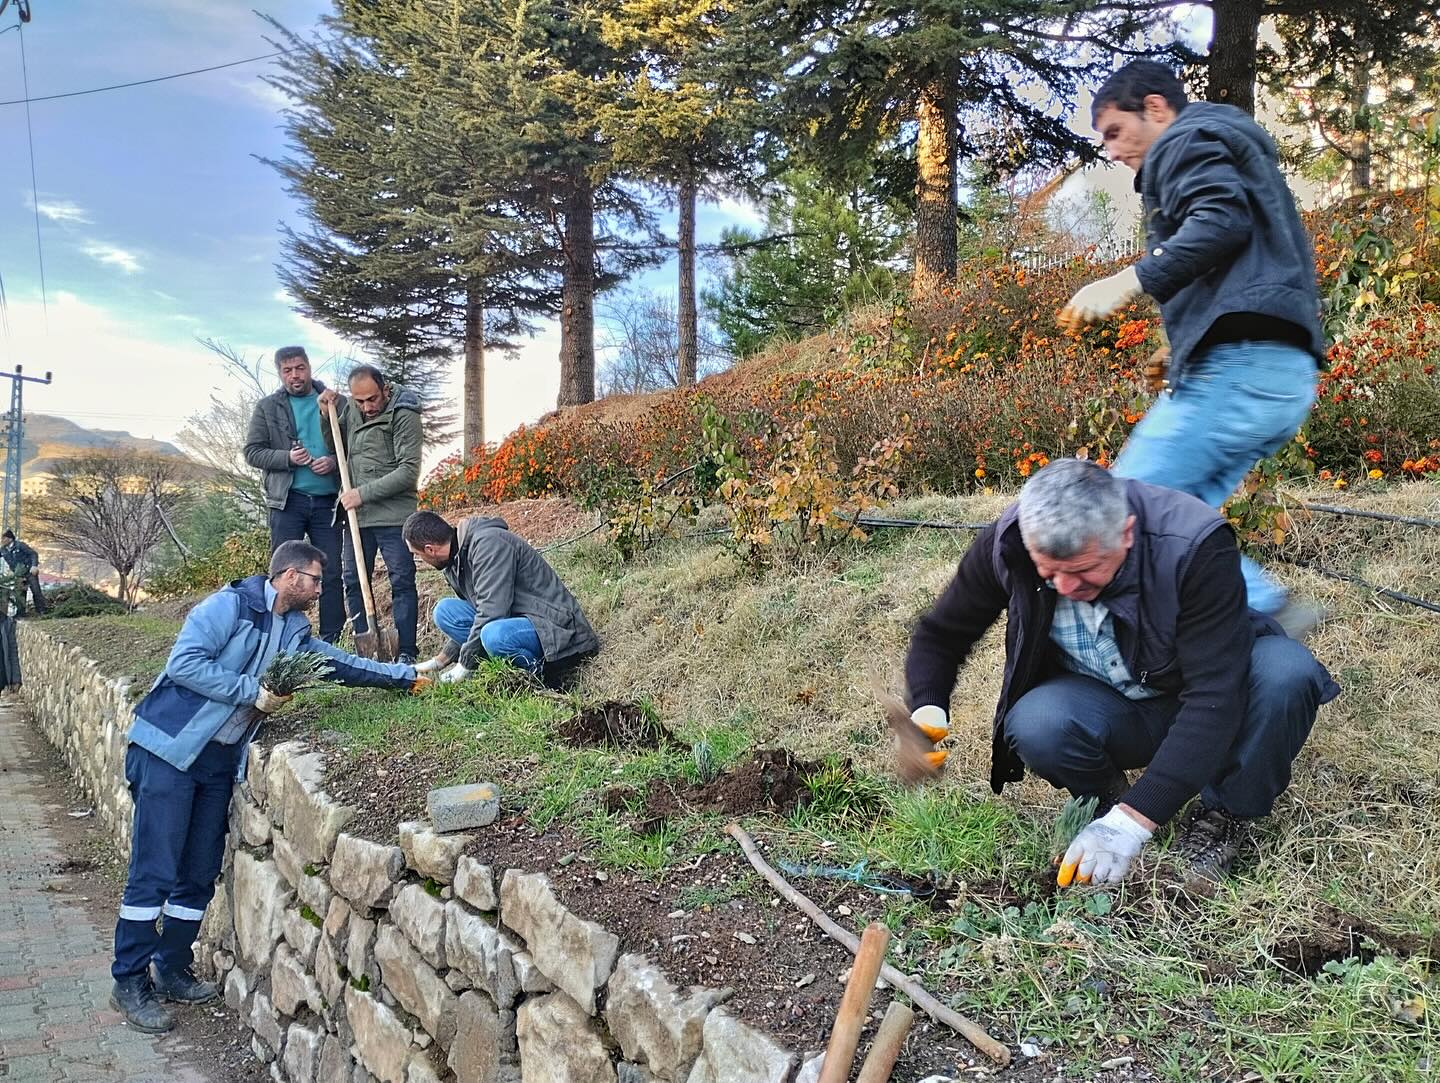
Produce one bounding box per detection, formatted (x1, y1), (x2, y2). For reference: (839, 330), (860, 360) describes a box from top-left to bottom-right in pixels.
(902, 460), (1337, 892)
(108, 541), (421, 1034)
(319, 365), (423, 665)
(1056, 60), (1327, 639)
(243, 346), (345, 642)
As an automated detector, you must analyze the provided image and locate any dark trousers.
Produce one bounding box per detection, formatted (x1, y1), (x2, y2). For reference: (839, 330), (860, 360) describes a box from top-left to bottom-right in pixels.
(268, 489), (343, 641)
(342, 524), (418, 657)
(112, 742), (242, 980)
(1003, 636), (1333, 819)
(11, 570), (43, 615)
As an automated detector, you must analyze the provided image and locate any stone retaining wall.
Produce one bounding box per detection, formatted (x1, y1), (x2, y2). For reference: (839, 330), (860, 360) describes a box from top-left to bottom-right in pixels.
(17, 622), (138, 856)
(18, 623), (820, 1083)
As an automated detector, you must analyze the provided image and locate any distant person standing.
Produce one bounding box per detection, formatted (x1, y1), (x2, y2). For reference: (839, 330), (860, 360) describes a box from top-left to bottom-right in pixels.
(1, 529), (46, 616)
(1057, 60), (1326, 638)
(319, 365), (423, 664)
(243, 346), (344, 642)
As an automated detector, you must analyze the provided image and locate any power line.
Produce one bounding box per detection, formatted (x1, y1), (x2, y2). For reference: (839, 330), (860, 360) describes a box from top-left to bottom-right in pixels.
(16, 21), (46, 327)
(0, 49), (290, 107)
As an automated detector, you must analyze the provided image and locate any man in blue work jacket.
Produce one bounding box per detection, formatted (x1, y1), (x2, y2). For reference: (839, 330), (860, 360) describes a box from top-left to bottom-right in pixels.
(109, 541), (422, 1033)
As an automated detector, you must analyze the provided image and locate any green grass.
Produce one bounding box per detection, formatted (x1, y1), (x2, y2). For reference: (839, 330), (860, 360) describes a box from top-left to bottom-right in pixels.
(38, 614), (182, 693)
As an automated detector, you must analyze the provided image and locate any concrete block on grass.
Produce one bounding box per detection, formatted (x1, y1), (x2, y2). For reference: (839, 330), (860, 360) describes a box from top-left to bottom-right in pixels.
(427, 783), (500, 833)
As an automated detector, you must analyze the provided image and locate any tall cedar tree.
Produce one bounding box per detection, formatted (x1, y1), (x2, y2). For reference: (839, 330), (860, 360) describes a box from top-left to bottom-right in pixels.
(599, 0), (757, 385)
(1205, 0), (1440, 118)
(716, 0), (1182, 294)
(500, 0), (660, 407)
(265, 5), (557, 454)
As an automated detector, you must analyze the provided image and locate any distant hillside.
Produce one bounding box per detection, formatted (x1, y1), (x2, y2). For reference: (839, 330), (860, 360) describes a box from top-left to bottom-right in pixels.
(21, 414), (186, 476)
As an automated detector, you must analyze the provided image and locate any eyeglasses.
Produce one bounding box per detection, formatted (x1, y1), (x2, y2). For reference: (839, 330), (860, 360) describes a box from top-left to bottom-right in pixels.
(292, 569), (323, 586)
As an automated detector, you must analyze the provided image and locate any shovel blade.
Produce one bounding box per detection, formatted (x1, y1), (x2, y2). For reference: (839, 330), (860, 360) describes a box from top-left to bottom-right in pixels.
(354, 630), (380, 660)
(378, 625), (400, 663)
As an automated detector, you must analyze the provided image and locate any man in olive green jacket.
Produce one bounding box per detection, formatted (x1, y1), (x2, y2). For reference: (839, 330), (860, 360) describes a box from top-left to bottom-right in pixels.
(319, 365), (423, 662)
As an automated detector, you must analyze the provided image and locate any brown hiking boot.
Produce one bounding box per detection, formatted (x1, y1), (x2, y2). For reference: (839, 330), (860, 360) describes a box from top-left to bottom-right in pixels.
(1172, 805), (1248, 892)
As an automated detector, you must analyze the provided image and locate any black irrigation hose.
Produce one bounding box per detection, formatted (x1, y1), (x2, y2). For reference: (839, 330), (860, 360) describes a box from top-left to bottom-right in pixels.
(1300, 503), (1440, 530)
(1273, 555), (1440, 615)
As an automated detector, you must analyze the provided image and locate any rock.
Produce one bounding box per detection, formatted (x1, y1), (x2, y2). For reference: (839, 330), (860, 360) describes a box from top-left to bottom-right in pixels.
(331, 834), (406, 911)
(200, 877), (235, 955)
(427, 782), (500, 833)
(444, 969), (473, 993)
(453, 856), (498, 911)
(618, 1066), (656, 1083)
(285, 1022), (324, 1083)
(246, 743), (269, 804)
(347, 913), (379, 988)
(326, 896), (354, 941)
(447, 991), (519, 1083)
(250, 990), (286, 1056)
(233, 852), (295, 971)
(237, 790), (273, 847)
(499, 871), (619, 1015)
(273, 942), (325, 1017)
(607, 955), (727, 1082)
(400, 821), (473, 883)
(319, 1035), (356, 1083)
(266, 741), (309, 828)
(253, 1034), (275, 1064)
(405, 1052), (445, 1083)
(794, 1054), (824, 1083)
(511, 951), (554, 994)
(685, 1011), (795, 1083)
(281, 748), (356, 865)
(374, 924), (459, 1048)
(346, 987), (414, 1083)
(224, 967), (250, 1012)
(390, 884), (448, 968)
(445, 901), (521, 1009)
(517, 991), (617, 1083)
(284, 906), (323, 968)
(316, 930), (347, 1010)
(276, 830), (337, 915)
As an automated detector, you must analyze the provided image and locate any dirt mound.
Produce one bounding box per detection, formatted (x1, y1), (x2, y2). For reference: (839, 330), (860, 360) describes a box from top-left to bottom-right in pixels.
(645, 749), (818, 818)
(1267, 906), (1428, 976)
(559, 701), (675, 749)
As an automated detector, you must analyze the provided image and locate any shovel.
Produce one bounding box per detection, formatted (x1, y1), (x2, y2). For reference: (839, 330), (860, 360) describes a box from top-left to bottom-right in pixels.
(327, 403), (400, 662)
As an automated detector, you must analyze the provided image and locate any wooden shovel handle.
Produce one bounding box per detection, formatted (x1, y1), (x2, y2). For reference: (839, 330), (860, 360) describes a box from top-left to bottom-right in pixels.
(818, 922), (890, 1083)
(326, 404), (378, 624)
(855, 1001), (914, 1083)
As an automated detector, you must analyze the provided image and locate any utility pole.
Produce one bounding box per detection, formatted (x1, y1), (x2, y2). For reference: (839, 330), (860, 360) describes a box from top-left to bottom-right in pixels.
(0, 366), (53, 536)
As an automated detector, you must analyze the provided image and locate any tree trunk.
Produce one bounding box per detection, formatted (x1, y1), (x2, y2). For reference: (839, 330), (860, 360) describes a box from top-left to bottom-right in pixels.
(1207, 0), (1262, 115)
(677, 173), (698, 388)
(1349, 64), (1372, 192)
(557, 172), (597, 407)
(913, 72), (958, 294)
(462, 286), (485, 460)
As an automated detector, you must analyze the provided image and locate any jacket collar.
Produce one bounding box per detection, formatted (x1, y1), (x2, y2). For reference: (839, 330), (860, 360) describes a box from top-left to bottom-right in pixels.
(230, 574), (279, 616)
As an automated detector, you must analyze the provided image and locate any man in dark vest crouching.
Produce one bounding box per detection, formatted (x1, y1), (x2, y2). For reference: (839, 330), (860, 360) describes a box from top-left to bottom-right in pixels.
(902, 458), (1338, 890)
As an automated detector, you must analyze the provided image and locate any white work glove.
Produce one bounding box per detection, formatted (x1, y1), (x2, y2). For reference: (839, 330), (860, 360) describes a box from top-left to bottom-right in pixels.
(439, 663), (473, 685)
(254, 687), (294, 715)
(910, 704), (949, 743)
(414, 656), (447, 674)
(1057, 807), (1152, 887)
(1057, 266), (1143, 328)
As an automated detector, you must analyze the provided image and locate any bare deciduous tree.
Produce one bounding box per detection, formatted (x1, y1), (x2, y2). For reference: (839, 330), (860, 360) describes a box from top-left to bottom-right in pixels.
(597, 290), (729, 398)
(29, 452), (192, 607)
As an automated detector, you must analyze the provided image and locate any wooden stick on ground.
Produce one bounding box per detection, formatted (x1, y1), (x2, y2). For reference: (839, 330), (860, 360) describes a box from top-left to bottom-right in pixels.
(856, 1001), (915, 1083)
(818, 922), (890, 1083)
(725, 823), (1012, 1068)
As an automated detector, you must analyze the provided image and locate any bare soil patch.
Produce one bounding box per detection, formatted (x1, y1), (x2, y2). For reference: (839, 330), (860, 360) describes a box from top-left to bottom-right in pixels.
(644, 749), (818, 819)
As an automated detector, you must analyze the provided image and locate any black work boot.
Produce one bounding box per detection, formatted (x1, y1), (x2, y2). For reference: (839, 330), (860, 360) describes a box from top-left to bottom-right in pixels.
(110, 973), (175, 1033)
(150, 963), (220, 1004)
(1172, 805), (1249, 892)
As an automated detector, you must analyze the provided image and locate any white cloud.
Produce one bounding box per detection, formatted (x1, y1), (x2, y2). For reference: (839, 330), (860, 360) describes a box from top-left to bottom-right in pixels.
(28, 197), (91, 224)
(82, 242), (143, 274)
(708, 194), (766, 232)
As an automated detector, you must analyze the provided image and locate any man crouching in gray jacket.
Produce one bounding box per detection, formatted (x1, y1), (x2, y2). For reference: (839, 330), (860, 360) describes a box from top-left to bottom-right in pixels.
(403, 510), (599, 689)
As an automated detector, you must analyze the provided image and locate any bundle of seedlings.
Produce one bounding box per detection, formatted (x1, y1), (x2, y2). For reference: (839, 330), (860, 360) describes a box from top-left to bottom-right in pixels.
(261, 650), (334, 695)
(1050, 795), (1099, 864)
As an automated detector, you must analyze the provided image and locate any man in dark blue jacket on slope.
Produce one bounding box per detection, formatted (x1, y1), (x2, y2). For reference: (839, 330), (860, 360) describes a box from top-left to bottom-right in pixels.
(108, 541), (422, 1033)
(1058, 61), (1327, 638)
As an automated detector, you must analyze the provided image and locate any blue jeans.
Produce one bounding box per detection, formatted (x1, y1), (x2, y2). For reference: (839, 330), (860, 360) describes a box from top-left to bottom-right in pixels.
(113, 742), (242, 980)
(268, 490), (344, 641)
(1004, 636), (1336, 819)
(433, 598), (543, 674)
(342, 525), (419, 657)
(1113, 342), (1318, 614)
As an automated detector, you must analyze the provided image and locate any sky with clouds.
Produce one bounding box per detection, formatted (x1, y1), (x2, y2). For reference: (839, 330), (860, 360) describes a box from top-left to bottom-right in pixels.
(0, 1), (762, 466)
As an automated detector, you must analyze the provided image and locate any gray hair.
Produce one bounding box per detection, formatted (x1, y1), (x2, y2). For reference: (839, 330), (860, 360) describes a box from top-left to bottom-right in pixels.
(274, 345), (309, 366)
(1017, 459), (1129, 558)
(269, 540), (326, 577)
